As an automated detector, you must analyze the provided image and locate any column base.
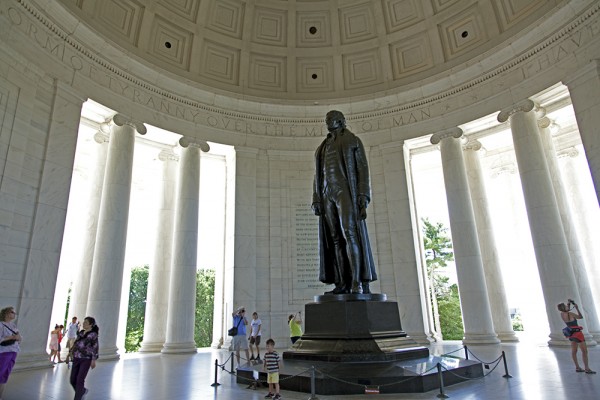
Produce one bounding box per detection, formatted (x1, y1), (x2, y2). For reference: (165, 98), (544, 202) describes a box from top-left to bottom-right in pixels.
(584, 334), (598, 346)
(161, 342), (198, 354)
(548, 336), (572, 347)
(462, 333), (501, 345)
(138, 341), (165, 353)
(496, 332), (520, 342)
(405, 332), (436, 346)
(98, 346), (120, 361)
(587, 331), (600, 345)
(13, 353), (55, 371)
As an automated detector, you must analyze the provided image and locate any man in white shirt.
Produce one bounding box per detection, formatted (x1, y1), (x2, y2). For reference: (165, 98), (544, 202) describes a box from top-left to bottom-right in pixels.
(249, 312), (262, 362)
(65, 316), (79, 364)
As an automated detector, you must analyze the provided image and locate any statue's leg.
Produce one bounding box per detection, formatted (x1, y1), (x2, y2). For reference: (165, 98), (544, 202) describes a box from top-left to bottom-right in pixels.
(337, 191), (363, 294)
(323, 198), (350, 294)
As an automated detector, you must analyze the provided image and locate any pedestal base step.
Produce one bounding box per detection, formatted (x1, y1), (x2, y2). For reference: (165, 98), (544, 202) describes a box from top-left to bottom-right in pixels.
(237, 355), (483, 395)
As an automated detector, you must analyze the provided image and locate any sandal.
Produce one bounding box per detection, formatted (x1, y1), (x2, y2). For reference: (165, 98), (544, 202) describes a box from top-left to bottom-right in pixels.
(576, 368), (585, 372)
(585, 369), (596, 374)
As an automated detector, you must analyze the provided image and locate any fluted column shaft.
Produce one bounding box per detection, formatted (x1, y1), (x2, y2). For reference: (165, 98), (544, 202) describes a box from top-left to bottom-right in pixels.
(431, 129), (499, 344)
(139, 149), (178, 352)
(559, 148), (600, 306)
(16, 82), (85, 369)
(463, 140), (518, 342)
(162, 138), (209, 353)
(498, 100), (579, 345)
(564, 60), (600, 206)
(68, 130), (109, 324)
(539, 119), (600, 343)
(86, 114), (147, 359)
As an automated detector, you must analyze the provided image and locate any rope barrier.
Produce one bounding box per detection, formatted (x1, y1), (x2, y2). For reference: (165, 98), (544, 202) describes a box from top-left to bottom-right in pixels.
(211, 345), (514, 397)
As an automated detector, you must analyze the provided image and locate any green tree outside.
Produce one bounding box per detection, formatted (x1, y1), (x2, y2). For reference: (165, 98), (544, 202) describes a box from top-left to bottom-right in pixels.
(124, 265), (216, 352)
(422, 218), (464, 340)
(195, 269), (215, 348)
(125, 265), (149, 352)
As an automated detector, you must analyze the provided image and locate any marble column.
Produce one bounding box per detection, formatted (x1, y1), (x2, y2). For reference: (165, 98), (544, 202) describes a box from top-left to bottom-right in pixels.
(15, 81), (85, 369)
(498, 100), (579, 345)
(430, 128), (499, 344)
(539, 118), (600, 343)
(229, 147), (258, 336)
(564, 60), (600, 206)
(68, 129), (110, 324)
(463, 139), (518, 342)
(86, 114), (147, 359)
(380, 142), (433, 344)
(162, 137), (209, 354)
(558, 147), (600, 306)
(139, 149), (178, 352)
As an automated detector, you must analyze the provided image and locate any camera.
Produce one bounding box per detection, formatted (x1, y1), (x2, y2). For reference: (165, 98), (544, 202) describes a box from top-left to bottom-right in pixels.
(568, 299), (576, 306)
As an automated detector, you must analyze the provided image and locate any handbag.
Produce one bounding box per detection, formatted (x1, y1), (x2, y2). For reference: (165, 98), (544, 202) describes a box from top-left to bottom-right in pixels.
(1, 323), (18, 346)
(228, 316), (243, 337)
(562, 327), (572, 337)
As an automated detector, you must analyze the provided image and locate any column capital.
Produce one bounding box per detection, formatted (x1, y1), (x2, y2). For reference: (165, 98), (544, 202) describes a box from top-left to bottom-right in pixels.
(93, 131), (109, 144)
(158, 148), (179, 162)
(463, 138), (482, 152)
(112, 114), (147, 135)
(537, 117), (560, 134)
(430, 127), (463, 145)
(497, 99), (545, 123)
(179, 136), (210, 152)
(491, 162), (517, 177)
(557, 146), (579, 159)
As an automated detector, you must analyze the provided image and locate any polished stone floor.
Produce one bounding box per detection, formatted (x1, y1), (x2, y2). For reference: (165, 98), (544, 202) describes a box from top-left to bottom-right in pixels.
(3, 334), (599, 400)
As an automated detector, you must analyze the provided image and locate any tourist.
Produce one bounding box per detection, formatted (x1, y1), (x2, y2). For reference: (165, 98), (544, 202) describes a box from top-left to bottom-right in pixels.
(231, 307), (250, 366)
(288, 312), (302, 345)
(249, 312), (262, 362)
(0, 307), (21, 400)
(263, 338), (281, 400)
(70, 316), (99, 400)
(558, 299), (595, 374)
(49, 324), (60, 363)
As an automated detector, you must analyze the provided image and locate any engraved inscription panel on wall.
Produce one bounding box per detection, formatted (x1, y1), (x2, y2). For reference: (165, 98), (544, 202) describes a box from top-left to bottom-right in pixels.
(292, 202), (326, 301)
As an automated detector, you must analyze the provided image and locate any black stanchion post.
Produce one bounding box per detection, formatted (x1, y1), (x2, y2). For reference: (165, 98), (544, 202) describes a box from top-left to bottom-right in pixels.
(436, 362), (449, 399)
(230, 352), (235, 374)
(211, 359), (221, 387)
(307, 365), (319, 400)
(501, 351), (513, 378)
(464, 346), (469, 360)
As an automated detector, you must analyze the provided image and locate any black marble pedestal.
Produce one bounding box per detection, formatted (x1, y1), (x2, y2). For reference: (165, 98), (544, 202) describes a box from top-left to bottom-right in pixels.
(237, 293), (483, 395)
(283, 294), (429, 362)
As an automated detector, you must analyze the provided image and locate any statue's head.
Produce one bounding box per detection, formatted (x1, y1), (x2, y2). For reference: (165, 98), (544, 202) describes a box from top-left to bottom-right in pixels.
(326, 110), (346, 132)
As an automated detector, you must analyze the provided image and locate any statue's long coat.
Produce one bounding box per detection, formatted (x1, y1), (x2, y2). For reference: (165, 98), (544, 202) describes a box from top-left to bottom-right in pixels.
(312, 128), (377, 285)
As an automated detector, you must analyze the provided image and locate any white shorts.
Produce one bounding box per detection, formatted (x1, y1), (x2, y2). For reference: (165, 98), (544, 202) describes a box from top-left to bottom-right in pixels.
(233, 335), (249, 350)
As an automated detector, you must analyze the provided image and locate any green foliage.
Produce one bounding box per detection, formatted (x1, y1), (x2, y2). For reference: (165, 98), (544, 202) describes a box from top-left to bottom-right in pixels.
(422, 218), (463, 340)
(437, 285), (464, 340)
(422, 218), (454, 297)
(125, 265), (149, 353)
(64, 285), (72, 327)
(512, 313), (524, 331)
(124, 265), (216, 352)
(195, 269), (215, 348)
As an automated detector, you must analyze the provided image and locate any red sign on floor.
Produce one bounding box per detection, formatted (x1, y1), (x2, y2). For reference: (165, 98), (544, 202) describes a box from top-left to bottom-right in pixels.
(365, 386), (380, 394)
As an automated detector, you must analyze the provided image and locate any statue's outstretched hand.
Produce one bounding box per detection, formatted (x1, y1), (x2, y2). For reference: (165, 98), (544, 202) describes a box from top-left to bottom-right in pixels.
(358, 196), (368, 220)
(312, 202), (322, 216)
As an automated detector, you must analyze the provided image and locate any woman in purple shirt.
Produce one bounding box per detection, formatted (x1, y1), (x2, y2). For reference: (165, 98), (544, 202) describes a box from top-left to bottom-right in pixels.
(69, 316), (99, 400)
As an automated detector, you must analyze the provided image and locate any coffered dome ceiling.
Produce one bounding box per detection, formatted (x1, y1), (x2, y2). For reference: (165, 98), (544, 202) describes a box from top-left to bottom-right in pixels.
(57, 0), (558, 102)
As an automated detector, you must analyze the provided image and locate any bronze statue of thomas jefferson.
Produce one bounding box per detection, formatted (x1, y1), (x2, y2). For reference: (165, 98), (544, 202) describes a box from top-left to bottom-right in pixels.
(312, 110), (377, 294)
